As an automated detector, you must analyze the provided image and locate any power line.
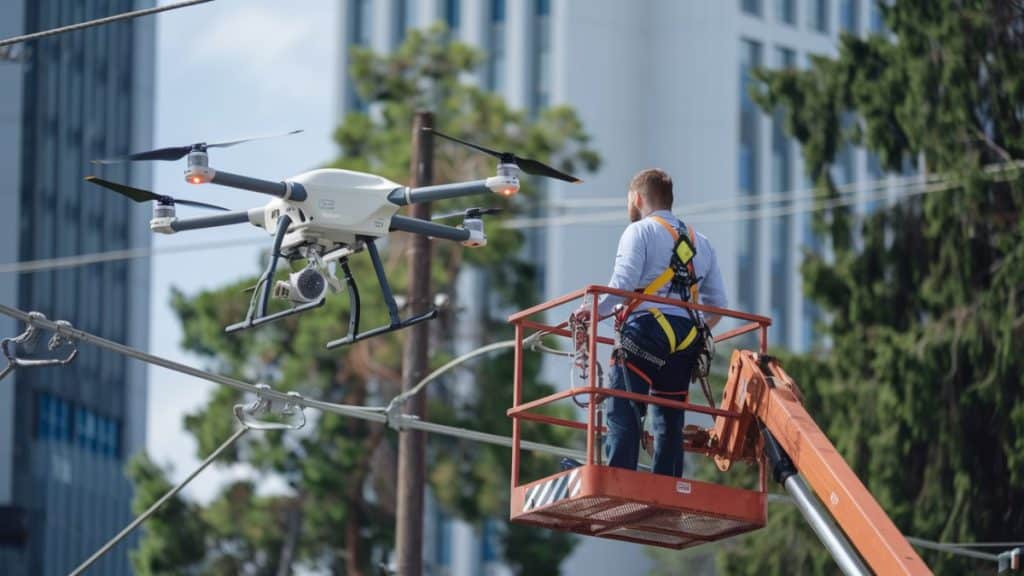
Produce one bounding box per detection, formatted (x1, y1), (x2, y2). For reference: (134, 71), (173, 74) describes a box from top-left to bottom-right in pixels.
(0, 237), (264, 274)
(1, 159), (1019, 276)
(516, 159), (1022, 229)
(0, 0), (214, 49)
(0, 303), (1017, 570)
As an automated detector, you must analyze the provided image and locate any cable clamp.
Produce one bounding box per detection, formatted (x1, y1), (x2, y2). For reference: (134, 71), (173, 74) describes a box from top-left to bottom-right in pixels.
(0, 312), (78, 381)
(233, 384), (306, 430)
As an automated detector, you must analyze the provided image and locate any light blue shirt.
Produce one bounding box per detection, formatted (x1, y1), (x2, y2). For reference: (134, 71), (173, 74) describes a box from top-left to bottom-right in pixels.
(597, 210), (727, 319)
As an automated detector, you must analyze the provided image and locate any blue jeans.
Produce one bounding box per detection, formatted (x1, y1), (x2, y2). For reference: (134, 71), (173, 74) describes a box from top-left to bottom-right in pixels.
(604, 312), (699, 477)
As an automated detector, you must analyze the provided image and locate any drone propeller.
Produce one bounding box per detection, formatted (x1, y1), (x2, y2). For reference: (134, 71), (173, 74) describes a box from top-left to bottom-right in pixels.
(84, 176), (229, 211)
(423, 128), (582, 184)
(91, 129), (304, 164)
(432, 207), (504, 221)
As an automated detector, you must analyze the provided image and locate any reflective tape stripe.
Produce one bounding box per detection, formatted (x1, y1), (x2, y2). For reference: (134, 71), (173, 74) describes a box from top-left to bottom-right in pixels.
(523, 469), (581, 512)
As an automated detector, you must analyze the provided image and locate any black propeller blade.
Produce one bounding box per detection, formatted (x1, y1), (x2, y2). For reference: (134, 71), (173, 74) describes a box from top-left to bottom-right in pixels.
(423, 128), (582, 183)
(84, 176), (229, 211)
(92, 129), (304, 164)
(432, 207), (504, 221)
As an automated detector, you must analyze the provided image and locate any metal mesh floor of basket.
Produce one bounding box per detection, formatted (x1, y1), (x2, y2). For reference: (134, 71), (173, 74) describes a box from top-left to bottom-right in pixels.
(510, 465), (766, 549)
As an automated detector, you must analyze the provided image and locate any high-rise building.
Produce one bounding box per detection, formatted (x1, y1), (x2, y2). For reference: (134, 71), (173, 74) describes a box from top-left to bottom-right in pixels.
(337, 1), (896, 574)
(0, 1), (154, 574)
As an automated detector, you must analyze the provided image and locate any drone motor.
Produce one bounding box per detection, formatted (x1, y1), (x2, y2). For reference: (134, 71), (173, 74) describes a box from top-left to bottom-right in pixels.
(462, 217), (487, 247)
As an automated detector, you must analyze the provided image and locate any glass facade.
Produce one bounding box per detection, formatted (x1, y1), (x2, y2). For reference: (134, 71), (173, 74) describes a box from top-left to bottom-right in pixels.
(770, 47), (796, 347)
(777, 0), (797, 25)
(0, 0), (151, 574)
(487, 0), (506, 93)
(738, 39), (762, 315)
(741, 0), (763, 17)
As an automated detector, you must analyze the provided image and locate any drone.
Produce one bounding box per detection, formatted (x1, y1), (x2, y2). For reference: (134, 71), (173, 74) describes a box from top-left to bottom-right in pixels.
(85, 128), (580, 349)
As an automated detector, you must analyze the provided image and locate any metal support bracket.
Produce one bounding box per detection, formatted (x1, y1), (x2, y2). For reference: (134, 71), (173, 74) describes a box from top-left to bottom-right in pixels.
(0, 312), (78, 381)
(233, 384), (306, 430)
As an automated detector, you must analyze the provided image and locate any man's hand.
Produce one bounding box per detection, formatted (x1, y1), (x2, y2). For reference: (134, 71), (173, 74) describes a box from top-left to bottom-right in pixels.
(571, 305), (591, 323)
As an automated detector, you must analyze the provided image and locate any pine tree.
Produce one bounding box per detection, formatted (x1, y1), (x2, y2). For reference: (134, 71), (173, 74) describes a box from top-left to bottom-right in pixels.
(715, 1), (1024, 574)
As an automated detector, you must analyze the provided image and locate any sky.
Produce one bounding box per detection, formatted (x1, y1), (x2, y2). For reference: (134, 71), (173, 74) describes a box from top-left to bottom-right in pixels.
(147, 0), (338, 502)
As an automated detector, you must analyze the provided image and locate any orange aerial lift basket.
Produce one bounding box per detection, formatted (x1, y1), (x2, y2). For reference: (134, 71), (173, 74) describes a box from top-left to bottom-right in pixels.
(506, 285), (773, 550)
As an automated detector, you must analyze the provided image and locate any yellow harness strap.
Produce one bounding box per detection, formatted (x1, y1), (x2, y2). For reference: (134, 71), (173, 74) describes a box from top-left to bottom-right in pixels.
(621, 216), (700, 319)
(647, 307), (699, 353)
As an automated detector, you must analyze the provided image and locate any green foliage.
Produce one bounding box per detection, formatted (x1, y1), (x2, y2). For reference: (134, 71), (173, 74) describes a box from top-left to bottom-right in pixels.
(717, 2), (1024, 574)
(127, 455), (207, 575)
(132, 24), (599, 575)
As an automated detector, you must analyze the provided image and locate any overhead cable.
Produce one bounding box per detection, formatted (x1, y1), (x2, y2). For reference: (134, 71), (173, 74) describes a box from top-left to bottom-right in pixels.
(0, 0), (214, 48)
(1, 303), (1017, 570)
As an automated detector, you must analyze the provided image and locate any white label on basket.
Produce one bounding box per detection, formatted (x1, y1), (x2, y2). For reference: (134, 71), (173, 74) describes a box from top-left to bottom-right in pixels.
(676, 481), (692, 494)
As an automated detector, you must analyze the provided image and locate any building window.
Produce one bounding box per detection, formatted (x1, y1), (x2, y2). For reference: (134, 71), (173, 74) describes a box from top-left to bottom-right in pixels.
(349, 0), (373, 111)
(395, 0), (414, 46)
(35, 392), (121, 459)
(865, 151), (884, 212)
(776, 0), (796, 25)
(840, 0), (860, 34)
(35, 392), (72, 443)
(869, 0), (886, 34)
(434, 511), (452, 568)
(487, 0), (506, 93)
(770, 46), (796, 347)
(443, 0), (460, 35)
(532, 0), (551, 112)
(738, 39), (762, 314)
(807, 0), (829, 34)
(741, 0), (762, 17)
(481, 518), (500, 563)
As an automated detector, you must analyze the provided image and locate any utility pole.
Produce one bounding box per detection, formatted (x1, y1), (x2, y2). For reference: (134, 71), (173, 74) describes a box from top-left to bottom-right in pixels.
(395, 110), (433, 576)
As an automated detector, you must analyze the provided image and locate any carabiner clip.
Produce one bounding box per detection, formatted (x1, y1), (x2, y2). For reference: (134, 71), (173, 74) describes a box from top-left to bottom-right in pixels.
(233, 384), (306, 430)
(0, 313), (78, 381)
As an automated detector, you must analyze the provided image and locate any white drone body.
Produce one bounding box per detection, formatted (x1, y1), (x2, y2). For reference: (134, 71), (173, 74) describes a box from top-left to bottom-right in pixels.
(85, 126), (572, 348)
(250, 169), (403, 249)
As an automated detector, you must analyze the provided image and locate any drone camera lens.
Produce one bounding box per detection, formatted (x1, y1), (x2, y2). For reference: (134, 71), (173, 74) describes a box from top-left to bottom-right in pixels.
(295, 268), (326, 301)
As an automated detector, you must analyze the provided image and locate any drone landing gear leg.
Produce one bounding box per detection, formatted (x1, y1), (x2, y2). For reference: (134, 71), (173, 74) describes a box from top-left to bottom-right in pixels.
(325, 237), (437, 349)
(225, 215), (326, 334)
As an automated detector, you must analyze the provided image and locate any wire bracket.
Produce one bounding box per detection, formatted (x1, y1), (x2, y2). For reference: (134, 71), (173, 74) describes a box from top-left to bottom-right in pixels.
(233, 384), (306, 430)
(0, 311), (78, 381)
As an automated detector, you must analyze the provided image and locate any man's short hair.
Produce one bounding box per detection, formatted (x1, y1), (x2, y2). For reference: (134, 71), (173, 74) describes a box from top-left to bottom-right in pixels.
(630, 168), (673, 208)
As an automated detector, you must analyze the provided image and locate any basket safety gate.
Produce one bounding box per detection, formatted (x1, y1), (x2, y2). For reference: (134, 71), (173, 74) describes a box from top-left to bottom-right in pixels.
(506, 285), (773, 549)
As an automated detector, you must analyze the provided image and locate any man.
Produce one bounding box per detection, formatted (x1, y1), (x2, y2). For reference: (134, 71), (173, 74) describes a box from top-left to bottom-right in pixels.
(577, 168), (726, 477)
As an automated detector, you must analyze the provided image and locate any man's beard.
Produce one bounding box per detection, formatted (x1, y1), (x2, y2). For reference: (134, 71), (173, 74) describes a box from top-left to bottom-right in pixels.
(628, 203), (641, 222)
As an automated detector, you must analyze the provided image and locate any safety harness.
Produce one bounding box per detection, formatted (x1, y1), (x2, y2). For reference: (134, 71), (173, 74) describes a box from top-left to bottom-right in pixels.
(614, 215), (714, 400)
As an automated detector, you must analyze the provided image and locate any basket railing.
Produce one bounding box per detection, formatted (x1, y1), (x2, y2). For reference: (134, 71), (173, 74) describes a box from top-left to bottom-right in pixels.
(507, 285), (773, 490)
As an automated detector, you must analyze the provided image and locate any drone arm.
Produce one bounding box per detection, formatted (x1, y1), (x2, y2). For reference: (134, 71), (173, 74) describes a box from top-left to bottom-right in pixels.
(387, 180), (492, 206)
(208, 169), (308, 201)
(389, 214), (471, 242)
(169, 210), (252, 232)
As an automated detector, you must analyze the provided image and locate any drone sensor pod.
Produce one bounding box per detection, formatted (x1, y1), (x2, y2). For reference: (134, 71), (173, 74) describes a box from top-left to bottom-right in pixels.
(274, 268), (328, 304)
